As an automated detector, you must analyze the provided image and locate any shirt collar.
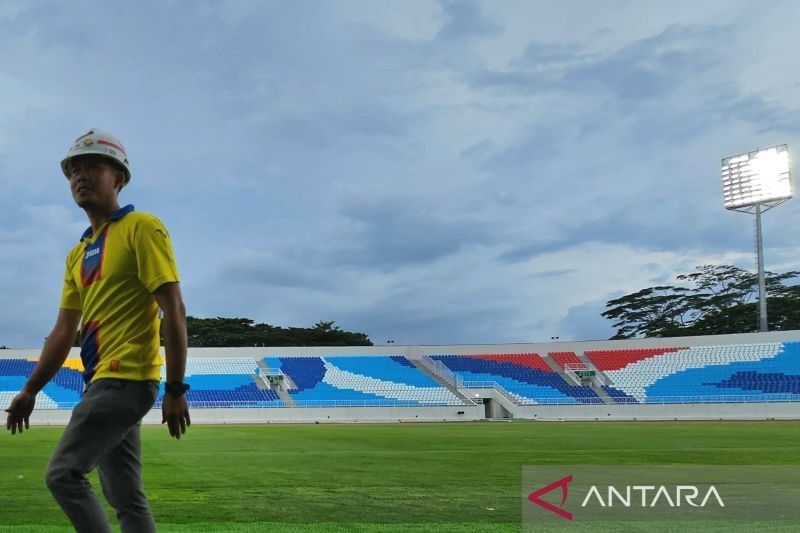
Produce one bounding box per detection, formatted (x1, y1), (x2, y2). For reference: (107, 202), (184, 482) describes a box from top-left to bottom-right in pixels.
(80, 204), (135, 241)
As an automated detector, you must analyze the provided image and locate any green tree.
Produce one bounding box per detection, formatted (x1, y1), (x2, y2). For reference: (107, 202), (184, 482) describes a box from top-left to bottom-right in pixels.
(602, 265), (800, 339)
(183, 316), (372, 347)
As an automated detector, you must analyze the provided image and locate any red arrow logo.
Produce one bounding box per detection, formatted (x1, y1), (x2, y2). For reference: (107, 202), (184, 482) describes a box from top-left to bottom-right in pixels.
(528, 474), (573, 521)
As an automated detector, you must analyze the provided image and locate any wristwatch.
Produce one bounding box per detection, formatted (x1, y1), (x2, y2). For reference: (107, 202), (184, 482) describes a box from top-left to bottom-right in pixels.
(165, 381), (190, 397)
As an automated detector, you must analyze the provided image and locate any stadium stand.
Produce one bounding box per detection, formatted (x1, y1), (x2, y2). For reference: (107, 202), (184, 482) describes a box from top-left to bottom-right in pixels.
(159, 357), (281, 407)
(585, 347), (687, 371)
(0, 359), (82, 409)
(175, 357), (261, 376)
(263, 355), (465, 406)
(2, 339), (800, 414)
(589, 342), (800, 403)
(0, 356), (283, 409)
(549, 351), (583, 369)
(430, 353), (600, 404)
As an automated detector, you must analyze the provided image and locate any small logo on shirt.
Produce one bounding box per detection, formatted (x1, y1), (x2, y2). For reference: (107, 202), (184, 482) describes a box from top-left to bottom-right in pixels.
(85, 248), (100, 259)
(110, 360), (120, 372)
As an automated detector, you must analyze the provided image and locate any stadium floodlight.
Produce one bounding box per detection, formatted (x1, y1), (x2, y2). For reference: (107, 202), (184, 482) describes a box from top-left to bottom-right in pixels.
(721, 145), (792, 210)
(720, 145), (793, 332)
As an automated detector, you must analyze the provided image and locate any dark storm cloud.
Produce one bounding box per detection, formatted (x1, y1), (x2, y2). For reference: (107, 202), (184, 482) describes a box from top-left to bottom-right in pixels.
(435, 0), (501, 41)
(531, 269), (578, 279)
(561, 25), (724, 100)
(480, 126), (562, 174)
(471, 24), (727, 98)
(334, 200), (495, 270)
(223, 261), (331, 291)
(516, 42), (586, 67)
(497, 204), (755, 264)
(465, 20), (800, 269)
(711, 88), (800, 134)
(471, 22), (800, 138)
(260, 104), (411, 151)
(335, 295), (518, 345)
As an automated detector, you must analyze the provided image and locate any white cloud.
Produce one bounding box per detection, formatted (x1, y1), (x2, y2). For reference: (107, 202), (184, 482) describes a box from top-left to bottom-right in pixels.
(1, 1), (799, 347)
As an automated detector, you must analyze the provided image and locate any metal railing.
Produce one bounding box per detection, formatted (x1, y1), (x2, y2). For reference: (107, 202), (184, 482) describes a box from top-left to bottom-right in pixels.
(457, 381), (800, 405)
(414, 354), (480, 406)
(564, 362), (607, 386)
(609, 394), (800, 405)
(24, 399), (469, 410)
(562, 364), (582, 385)
(459, 380), (520, 404)
(13, 388), (800, 410)
(418, 355), (458, 388)
(285, 399), (465, 408)
(15, 393), (800, 410)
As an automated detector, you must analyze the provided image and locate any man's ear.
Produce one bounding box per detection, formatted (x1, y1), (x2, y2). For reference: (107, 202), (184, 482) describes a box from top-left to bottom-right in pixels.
(115, 170), (125, 193)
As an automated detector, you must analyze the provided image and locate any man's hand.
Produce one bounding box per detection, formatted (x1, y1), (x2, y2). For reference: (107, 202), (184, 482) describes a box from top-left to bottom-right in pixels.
(162, 393), (190, 439)
(5, 391), (36, 435)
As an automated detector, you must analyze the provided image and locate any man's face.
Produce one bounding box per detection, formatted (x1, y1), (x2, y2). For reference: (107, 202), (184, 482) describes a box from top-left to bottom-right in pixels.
(67, 155), (124, 209)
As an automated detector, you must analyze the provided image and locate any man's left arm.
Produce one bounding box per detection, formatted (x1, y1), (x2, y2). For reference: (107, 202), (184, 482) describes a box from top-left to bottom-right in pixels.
(154, 282), (190, 439)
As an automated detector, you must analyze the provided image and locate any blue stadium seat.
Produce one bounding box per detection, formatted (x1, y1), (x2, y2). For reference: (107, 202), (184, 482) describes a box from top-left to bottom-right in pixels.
(263, 355), (465, 406)
(601, 342), (800, 403)
(431, 354), (600, 405)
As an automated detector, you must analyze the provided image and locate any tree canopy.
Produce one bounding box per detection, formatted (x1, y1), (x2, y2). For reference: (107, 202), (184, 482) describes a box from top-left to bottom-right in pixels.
(602, 264), (800, 339)
(184, 317), (372, 347)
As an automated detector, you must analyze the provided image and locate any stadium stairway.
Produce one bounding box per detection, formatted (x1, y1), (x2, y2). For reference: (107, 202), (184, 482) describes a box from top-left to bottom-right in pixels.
(429, 353), (602, 405)
(255, 360), (295, 406)
(542, 353), (571, 378)
(252, 374), (270, 390)
(270, 380), (295, 407)
(407, 357), (472, 403)
(543, 354), (615, 405)
(570, 351), (617, 404)
(589, 381), (614, 404)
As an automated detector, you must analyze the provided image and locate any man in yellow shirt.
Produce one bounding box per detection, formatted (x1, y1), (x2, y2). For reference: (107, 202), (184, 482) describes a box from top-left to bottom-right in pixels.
(5, 129), (190, 533)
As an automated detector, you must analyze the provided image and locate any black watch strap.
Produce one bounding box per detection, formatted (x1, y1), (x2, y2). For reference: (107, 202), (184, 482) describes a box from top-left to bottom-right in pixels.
(165, 381), (190, 397)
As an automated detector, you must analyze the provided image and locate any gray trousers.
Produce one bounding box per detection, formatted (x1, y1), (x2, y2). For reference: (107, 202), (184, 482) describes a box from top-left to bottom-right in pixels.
(45, 378), (159, 533)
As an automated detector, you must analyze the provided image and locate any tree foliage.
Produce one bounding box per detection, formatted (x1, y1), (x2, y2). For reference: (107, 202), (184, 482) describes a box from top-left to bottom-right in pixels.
(62, 317), (372, 349)
(602, 264), (800, 339)
(184, 317), (372, 347)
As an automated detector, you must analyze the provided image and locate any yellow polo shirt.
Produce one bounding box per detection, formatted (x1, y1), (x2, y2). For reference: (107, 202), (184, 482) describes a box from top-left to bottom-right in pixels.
(60, 205), (180, 384)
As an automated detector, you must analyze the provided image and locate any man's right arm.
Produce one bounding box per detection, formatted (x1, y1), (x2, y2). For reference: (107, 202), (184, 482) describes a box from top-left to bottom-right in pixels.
(5, 308), (81, 434)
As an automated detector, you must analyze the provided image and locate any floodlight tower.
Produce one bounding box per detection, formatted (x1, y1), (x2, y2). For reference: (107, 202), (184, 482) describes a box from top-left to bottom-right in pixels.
(720, 145), (793, 332)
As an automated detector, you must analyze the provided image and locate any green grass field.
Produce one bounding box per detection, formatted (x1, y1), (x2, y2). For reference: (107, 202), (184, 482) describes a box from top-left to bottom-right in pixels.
(1, 420), (799, 532)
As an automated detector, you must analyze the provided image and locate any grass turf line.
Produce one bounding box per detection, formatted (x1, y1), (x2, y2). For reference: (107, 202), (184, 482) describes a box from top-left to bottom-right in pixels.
(0, 421), (798, 530)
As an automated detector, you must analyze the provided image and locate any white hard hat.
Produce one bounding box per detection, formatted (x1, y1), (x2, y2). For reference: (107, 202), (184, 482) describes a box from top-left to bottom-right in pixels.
(61, 129), (131, 185)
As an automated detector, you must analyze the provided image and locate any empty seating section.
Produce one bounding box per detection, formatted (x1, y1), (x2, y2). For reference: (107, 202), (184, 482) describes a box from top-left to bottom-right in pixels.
(549, 351), (583, 369)
(263, 355), (464, 406)
(177, 357), (259, 376)
(183, 382), (280, 407)
(4, 342), (800, 410)
(602, 385), (638, 403)
(0, 356), (279, 409)
(431, 353), (599, 405)
(597, 342), (800, 403)
(474, 353), (553, 372)
(585, 347), (686, 371)
(0, 358), (82, 409)
(160, 357), (280, 407)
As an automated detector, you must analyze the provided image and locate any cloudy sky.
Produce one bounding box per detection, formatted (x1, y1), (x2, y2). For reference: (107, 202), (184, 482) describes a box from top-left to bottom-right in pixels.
(1, 0), (799, 348)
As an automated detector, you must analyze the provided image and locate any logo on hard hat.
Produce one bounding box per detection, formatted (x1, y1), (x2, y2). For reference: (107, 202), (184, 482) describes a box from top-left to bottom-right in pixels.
(83, 138), (94, 147)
